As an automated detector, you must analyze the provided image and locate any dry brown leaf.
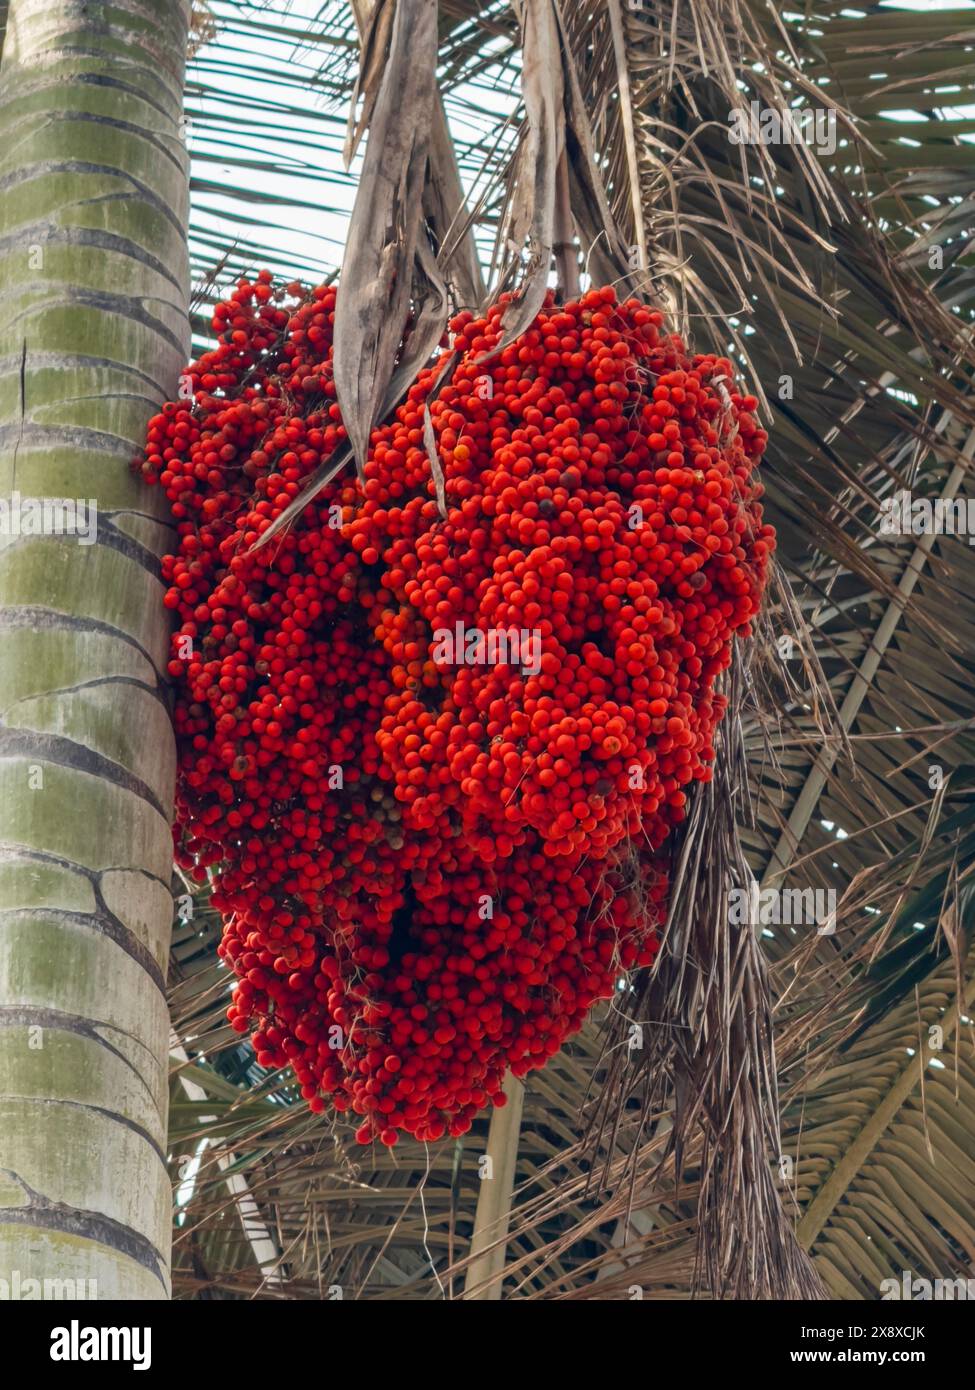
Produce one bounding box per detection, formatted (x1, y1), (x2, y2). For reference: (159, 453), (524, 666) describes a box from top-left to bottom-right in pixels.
(423, 402), (447, 519)
(476, 0), (562, 364)
(425, 92), (487, 311)
(333, 0), (438, 477)
(554, 0), (631, 287)
(343, 0), (396, 169)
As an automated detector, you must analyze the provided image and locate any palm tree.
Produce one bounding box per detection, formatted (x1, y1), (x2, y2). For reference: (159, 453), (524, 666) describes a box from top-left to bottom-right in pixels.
(0, 0), (190, 1298)
(168, 0), (975, 1301)
(3, 0), (974, 1302)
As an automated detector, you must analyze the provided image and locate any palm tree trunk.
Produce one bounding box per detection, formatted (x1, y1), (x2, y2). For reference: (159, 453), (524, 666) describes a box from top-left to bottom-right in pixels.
(0, 0), (190, 1300)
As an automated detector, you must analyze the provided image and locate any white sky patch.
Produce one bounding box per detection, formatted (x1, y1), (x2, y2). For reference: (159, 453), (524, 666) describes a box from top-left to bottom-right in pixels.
(188, 0), (356, 285)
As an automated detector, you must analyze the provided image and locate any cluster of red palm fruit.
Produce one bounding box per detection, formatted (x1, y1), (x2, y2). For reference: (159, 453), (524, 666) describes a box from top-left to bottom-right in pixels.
(140, 269), (773, 1144)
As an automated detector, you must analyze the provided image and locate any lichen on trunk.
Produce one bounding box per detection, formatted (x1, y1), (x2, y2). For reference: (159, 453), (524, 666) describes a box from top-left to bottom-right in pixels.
(0, 0), (190, 1300)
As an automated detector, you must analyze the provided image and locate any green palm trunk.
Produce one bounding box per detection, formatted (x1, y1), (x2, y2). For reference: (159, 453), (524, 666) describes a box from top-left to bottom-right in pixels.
(0, 0), (189, 1299)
